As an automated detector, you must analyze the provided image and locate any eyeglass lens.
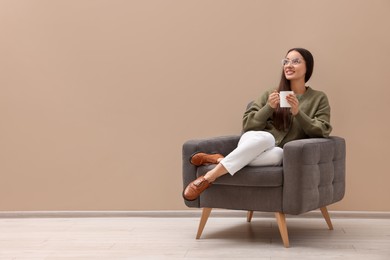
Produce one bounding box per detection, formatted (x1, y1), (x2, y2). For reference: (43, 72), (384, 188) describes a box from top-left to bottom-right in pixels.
(282, 58), (301, 66)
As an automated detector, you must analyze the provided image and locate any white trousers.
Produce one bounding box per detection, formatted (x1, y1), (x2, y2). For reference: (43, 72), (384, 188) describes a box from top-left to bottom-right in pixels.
(220, 131), (283, 175)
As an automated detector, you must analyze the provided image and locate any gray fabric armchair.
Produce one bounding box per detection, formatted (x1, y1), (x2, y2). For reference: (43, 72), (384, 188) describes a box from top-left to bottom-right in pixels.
(182, 121), (346, 247)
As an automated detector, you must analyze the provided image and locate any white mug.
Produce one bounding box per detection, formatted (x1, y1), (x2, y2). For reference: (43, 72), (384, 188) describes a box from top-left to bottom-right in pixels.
(279, 91), (294, 108)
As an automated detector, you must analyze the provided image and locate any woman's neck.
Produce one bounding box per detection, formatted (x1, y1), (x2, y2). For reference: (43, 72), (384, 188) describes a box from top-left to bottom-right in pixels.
(290, 79), (306, 94)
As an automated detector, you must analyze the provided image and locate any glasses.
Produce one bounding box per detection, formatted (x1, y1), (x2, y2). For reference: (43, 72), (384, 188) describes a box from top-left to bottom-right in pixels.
(282, 58), (303, 66)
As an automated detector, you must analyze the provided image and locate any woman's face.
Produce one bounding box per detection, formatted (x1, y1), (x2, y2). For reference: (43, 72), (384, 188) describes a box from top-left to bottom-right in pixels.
(283, 50), (307, 82)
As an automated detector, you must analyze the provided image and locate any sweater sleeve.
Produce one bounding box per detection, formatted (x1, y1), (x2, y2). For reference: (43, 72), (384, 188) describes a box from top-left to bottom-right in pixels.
(294, 93), (332, 138)
(242, 91), (274, 132)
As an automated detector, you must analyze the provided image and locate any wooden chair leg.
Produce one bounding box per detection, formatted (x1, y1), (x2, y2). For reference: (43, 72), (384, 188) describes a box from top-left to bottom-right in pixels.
(275, 212), (290, 248)
(320, 206), (334, 230)
(247, 211), (254, 222)
(196, 208), (212, 239)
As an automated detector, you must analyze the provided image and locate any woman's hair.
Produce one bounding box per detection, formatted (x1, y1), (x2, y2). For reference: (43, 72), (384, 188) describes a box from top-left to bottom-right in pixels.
(273, 48), (314, 131)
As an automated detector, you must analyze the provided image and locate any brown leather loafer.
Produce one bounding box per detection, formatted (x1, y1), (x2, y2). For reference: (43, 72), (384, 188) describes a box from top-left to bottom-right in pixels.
(190, 152), (224, 166)
(183, 176), (212, 201)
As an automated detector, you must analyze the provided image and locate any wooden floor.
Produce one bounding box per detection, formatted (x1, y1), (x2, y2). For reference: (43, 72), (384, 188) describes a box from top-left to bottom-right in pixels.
(0, 211), (389, 259)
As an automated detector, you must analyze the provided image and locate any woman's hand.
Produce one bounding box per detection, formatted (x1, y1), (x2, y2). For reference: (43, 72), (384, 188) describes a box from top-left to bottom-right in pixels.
(286, 94), (299, 115)
(268, 91), (280, 109)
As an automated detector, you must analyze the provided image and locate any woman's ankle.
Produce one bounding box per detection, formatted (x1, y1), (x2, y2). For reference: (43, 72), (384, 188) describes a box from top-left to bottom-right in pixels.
(204, 164), (228, 183)
(204, 174), (215, 183)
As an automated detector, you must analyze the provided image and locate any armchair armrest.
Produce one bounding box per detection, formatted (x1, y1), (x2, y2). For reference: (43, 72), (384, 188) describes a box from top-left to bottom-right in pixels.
(282, 136), (346, 215)
(182, 135), (240, 207)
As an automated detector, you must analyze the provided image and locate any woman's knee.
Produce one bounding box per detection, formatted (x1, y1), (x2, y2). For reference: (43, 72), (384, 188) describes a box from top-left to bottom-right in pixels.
(252, 131), (275, 148)
(240, 131), (275, 148)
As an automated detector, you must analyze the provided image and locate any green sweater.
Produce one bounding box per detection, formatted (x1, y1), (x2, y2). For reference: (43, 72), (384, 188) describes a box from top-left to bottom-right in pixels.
(242, 87), (332, 147)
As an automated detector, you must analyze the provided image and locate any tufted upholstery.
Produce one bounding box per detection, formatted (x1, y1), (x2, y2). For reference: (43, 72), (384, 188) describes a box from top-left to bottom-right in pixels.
(282, 136), (346, 214)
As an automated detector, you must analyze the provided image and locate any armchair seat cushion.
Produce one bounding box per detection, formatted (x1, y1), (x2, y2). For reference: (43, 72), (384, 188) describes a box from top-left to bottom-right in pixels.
(197, 165), (283, 187)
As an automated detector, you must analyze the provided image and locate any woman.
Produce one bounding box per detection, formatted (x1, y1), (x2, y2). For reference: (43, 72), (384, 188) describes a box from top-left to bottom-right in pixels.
(183, 47), (332, 201)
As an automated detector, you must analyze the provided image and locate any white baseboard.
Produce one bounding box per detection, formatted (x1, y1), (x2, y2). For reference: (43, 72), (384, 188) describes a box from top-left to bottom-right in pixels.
(0, 209), (390, 219)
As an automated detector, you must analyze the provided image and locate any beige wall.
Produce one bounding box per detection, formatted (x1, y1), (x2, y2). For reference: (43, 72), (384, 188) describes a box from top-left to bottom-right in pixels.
(1, 0), (389, 211)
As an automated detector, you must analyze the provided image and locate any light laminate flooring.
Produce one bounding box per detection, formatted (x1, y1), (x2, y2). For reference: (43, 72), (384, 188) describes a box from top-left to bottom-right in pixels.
(0, 212), (389, 259)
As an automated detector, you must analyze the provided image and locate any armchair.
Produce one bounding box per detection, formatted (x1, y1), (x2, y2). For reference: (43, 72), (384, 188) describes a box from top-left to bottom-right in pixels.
(182, 114), (346, 247)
